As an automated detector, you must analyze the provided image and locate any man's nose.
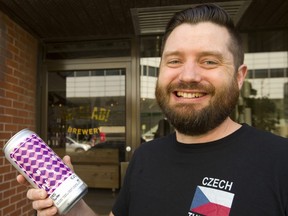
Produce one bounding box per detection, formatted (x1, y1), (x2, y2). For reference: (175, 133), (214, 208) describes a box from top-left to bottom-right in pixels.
(178, 61), (202, 83)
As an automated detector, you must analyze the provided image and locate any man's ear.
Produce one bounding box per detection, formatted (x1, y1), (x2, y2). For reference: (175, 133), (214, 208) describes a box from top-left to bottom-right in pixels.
(237, 64), (248, 89)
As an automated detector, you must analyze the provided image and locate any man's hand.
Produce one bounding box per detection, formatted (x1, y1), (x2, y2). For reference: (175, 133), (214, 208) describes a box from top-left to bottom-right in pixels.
(17, 155), (98, 216)
(27, 188), (58, 215)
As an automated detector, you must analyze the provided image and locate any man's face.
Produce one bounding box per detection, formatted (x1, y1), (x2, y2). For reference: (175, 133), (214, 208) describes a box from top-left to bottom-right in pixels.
(156, 22), (244, 136)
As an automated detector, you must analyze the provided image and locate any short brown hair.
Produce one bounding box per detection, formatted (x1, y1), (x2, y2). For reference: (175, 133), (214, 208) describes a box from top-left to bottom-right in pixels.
(161, 4), (244, 70)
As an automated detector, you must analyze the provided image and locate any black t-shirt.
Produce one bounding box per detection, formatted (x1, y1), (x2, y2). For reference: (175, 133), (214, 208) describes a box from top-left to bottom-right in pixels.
(112, 124), (288, 216)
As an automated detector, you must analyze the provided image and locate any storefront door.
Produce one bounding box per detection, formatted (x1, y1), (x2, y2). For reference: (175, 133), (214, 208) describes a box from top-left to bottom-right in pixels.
(44, 58), (134, 189)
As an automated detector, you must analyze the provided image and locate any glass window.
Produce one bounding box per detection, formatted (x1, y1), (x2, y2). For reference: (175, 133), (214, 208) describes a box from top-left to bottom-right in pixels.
(75, 71), (89, 77)
(140, 36), (174, 141)
(143, 65), (147, 76)
(244, 51), (288, 137)
(270, 68), (285, 78)
(48, 68), (126, 162)
(46, 39), (131, 59)
(91, 69), (105, 76)
(247, 70), (254, 79)
(254, 69), (268, 78)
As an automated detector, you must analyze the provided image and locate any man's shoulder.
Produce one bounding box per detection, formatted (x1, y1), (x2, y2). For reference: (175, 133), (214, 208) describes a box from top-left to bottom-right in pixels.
(242, 124), (287, 143)
(242, 124), (288, 161)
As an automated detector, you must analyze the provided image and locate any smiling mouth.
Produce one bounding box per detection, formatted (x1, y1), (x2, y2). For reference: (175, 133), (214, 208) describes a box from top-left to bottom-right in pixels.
(176, 91), (206, 98)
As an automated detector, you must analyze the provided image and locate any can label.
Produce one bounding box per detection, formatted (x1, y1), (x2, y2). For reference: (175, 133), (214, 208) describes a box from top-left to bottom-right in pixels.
(50, 173), (84, 208)
(9, 133), (73, 195)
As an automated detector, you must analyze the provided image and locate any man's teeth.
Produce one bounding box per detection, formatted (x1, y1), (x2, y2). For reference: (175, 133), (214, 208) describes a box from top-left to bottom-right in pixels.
(176, 92), (204, 98)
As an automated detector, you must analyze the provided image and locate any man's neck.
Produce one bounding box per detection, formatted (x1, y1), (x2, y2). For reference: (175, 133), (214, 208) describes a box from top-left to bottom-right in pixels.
(175, 118), (242, 144)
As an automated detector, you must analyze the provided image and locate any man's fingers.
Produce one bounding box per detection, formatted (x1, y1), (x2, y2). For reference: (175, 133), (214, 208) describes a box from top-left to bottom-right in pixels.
(27, 189), (47, 200)
(63, 155), (74, 171)
(16, 174), (30, 187)
(27, 189), (58, 215)
(32, 198), (54, 210)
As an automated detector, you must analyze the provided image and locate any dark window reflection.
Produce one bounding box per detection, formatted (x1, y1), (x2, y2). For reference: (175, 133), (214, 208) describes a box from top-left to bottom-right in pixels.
(48, 69), (126, 161)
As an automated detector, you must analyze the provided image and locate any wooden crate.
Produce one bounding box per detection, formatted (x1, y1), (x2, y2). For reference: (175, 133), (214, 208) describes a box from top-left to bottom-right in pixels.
(73, 164), (119, 190)
(72, 149), (119, 190)
(70, 149), (119, 165)
(53, 148), (120, 190)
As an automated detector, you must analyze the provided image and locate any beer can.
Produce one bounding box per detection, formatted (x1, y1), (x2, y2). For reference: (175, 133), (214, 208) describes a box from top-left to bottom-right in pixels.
(3, 129), (88, 215)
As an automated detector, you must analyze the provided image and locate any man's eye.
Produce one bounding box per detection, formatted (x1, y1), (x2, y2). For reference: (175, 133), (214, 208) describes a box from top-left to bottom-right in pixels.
(200, 59), (219, 69)
(204, 60), (217, 65)
(166, 59), (182, 68)
(168, 60), (181, 64)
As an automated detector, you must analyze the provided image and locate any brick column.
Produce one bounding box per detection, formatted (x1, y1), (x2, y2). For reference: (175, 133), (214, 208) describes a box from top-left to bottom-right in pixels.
(0, 11), (38, 216)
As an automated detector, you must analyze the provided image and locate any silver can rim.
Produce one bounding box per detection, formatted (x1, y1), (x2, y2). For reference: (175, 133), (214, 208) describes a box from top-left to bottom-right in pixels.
(3, 128), (34, 155)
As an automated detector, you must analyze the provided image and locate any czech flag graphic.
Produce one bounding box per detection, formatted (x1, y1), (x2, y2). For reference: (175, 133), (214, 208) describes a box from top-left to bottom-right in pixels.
(190, 186), (234, 216)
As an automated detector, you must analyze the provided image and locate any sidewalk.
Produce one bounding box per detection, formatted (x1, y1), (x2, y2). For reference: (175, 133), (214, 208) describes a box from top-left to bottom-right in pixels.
(83, 188), (119, 216)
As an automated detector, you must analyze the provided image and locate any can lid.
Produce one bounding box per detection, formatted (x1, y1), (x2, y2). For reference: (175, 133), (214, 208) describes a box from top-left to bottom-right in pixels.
(3, 129), (34, 156)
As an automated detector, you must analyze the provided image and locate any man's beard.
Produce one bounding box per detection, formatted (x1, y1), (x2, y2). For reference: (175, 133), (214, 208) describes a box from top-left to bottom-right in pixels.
(155, 78), (240, 136)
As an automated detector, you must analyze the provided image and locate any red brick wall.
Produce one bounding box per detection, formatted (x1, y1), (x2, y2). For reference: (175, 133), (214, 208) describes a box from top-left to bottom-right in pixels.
(0, 11), (38, 216)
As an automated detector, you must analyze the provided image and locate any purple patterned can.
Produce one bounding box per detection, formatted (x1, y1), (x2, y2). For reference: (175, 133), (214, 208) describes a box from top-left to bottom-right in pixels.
(3, 129), (88, 215)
